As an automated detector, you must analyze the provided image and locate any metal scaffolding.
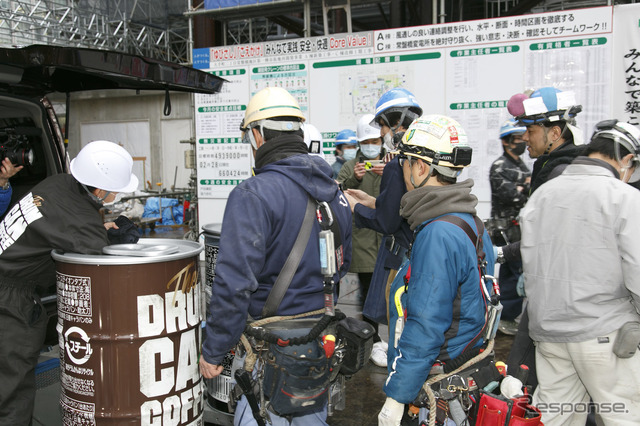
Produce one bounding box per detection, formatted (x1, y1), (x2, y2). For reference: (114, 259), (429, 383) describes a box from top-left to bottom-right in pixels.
(0, 0), (191, 64)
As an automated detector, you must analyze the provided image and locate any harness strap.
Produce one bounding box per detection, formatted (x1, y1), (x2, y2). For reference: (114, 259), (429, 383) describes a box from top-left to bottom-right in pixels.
(262, 197), (316, 318)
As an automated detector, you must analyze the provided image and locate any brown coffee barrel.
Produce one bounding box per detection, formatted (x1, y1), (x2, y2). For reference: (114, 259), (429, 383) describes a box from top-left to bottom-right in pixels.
(52, 239), (204, 425)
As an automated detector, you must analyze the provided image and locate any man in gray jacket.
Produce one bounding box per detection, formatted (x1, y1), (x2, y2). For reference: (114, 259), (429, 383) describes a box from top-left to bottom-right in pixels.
(520, 119), (640, 425)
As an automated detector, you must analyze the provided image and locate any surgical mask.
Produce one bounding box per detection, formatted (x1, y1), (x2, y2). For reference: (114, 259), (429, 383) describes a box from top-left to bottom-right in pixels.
(103, 192), (124, 207)
(383, 132), (394, 150)
(360, 144), (381, 159)
(342, 148), (357, 161)
(511, 142), (527, 156)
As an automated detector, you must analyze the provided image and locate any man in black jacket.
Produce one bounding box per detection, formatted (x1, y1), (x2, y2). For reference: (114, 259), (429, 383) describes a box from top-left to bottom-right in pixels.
(500, 87), (584, 389)
(0, 140), (138, 425)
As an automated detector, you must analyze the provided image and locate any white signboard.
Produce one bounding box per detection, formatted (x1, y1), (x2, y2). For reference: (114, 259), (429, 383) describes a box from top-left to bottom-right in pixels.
(194, 5), (619, 225)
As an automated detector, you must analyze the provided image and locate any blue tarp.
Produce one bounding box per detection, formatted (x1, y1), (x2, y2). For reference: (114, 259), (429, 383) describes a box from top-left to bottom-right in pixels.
(142, 197), (183, 226)
(204, 0), (285, 9)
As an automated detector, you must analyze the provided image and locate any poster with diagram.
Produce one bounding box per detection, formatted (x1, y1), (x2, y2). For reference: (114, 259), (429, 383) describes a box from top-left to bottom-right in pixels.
(194, 5), (620, 224)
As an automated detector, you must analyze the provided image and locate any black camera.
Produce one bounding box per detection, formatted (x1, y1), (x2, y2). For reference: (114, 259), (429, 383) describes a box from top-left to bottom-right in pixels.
(0, 131), (34, 167)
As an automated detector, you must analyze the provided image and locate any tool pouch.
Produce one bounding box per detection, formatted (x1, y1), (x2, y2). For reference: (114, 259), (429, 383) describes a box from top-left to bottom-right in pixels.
(475, 391), (542, 426)
(336, 317), (375, 375)
(262, 333), (331, 416)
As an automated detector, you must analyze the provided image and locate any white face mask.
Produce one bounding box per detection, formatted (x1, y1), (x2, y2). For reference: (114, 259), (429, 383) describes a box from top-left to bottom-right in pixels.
(342, 148), (357, 161)
(360, 144), (382, 159)
(103, 192), (124, 207)
(383, 132), (394, 151)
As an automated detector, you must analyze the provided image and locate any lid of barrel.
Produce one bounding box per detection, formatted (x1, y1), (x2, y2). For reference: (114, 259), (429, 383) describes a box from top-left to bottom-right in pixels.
(202, 223), (222, 236)
(52, 238), (203, 265)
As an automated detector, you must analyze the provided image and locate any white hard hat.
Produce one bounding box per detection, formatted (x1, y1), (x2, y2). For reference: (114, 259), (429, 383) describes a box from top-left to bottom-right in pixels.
(70, 140), (139, 192)
(357, 114), (380, 142)
(302, 123), (326, 158)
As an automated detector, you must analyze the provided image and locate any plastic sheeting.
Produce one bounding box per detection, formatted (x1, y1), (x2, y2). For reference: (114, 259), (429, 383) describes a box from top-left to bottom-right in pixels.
(142, 197), (183, 225)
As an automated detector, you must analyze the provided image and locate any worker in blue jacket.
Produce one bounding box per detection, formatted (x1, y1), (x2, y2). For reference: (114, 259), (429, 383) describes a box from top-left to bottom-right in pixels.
(343, 87), (422, 366)
(378, 115), (495, 425)
(199, 87), (352, 426)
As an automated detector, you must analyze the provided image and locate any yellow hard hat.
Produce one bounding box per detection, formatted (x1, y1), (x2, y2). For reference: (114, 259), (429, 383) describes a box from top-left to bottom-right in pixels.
(241, 87), (305, 129)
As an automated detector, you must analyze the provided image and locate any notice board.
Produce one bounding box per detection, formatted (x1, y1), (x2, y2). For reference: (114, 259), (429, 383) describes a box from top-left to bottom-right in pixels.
(193, 4), (638, 226)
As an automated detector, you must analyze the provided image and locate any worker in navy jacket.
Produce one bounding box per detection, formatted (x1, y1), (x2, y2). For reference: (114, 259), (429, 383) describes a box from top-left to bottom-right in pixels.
(200, 87), (352, 426)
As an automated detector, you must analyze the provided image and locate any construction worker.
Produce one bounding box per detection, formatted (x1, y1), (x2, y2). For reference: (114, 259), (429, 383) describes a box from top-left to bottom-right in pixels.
(337, 114), (385, 363)
(520, 120), (640, 425)
(331, 129), (358, 178)
(500, 86), (584, 389)
(378, 115), (495, 425)
(199, 87), (352, 426)
(343, 88), (423, 367)
(0, 140), (138, 425)
(489, 119), (531, 335)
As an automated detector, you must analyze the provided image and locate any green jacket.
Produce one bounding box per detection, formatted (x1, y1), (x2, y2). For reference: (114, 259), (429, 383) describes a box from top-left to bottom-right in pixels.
(337, 150), (384, 273)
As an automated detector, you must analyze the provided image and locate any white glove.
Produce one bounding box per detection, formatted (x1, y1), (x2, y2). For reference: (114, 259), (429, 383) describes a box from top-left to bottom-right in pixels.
(378, 397), (404, 426)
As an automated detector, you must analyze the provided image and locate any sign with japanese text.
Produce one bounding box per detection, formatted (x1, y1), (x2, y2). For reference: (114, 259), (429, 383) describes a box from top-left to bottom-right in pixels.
(195, 5), (626, 224)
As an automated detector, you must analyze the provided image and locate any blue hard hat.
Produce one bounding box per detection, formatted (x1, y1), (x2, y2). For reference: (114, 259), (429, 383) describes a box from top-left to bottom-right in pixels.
(335, 129), (357, 147)
(372, 87), (423, 127)
(509, 86), (582, 126)
(499, 118), (526, 139)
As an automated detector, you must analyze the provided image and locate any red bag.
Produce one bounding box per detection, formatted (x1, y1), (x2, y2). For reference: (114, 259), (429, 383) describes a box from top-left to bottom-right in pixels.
(475, 391), (543, 426)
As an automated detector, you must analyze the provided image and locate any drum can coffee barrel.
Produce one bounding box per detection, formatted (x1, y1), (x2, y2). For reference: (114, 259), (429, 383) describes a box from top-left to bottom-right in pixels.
(53, 238), (203, 425)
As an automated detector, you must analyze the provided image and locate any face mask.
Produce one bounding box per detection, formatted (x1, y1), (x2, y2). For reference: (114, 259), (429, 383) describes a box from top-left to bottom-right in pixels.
(103, 192), (124, 207)
(511, 142), (527, 156)
(342, 148), (357, 161)
(360, 144), (381, 159)
(383, 132), (394, 150)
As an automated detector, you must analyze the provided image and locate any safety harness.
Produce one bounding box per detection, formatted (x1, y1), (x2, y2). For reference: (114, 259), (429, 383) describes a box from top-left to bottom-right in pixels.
(401, 214), (500, 426)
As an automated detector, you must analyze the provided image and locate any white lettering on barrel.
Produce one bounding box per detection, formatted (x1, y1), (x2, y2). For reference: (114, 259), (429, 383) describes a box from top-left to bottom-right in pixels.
(138, 284), (201, 338)
(139, 337), (174, 397)
(140, 400), (162, 426)
(165, 292), (187, 333)
(138, 295), (165, 338)
(180, 389), (195, 423)
(162, 395), (181, 426)
(175, 328), (199, 392)
(139, 383), (204, 425)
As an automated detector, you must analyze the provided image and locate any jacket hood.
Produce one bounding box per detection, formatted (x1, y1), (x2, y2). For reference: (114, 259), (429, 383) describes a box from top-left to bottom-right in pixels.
(255, 154), (339, 202)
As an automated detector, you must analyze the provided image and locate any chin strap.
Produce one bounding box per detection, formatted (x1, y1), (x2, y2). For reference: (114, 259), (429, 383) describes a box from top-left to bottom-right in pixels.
(81, 184), (109, 203)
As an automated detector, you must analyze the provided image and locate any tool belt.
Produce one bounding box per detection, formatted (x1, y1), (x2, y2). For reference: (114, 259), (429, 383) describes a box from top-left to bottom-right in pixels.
(238, 310), (374, 420)
(261, 324), (332, 416)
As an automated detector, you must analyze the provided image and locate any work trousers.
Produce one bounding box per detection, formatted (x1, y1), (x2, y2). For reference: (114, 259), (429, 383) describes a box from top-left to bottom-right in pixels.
(0, 284), (48, 426)
(234, 395), (328, 426)
(533, 331), (640, 426)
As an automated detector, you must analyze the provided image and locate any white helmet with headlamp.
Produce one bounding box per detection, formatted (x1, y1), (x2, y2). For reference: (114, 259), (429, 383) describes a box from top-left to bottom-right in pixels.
(397, 115), (472, 185)
(240, 87), (305, 150)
